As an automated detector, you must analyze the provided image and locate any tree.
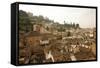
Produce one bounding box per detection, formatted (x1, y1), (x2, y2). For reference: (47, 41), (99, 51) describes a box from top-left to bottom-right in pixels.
(76, 23), (80, 29)
(19, 10), (32, 32)
(67, 31), (71, 36)
(72, 23), (75, 28)
(38, 15), (44, 23)
(58, 27), (65, 32)
(46, 26), (49, 31)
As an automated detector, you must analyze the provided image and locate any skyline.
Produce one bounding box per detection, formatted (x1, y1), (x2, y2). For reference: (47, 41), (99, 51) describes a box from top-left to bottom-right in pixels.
(19, 4), (96, 28)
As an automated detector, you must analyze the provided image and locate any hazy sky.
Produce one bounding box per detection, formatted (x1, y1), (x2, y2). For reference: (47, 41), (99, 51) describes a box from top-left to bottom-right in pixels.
(19, 4), (96, 28)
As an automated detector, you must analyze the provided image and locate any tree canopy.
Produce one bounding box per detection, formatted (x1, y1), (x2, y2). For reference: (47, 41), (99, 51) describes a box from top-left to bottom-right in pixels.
(19, 10), (80, 33)
(19, 10), (32, 32)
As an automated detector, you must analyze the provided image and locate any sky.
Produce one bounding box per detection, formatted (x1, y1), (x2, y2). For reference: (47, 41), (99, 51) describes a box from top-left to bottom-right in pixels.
(19, 4), (96, 28)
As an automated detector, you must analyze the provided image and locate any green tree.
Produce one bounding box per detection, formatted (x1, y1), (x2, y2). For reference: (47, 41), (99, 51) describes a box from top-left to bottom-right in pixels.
(19, 10), (32, 32)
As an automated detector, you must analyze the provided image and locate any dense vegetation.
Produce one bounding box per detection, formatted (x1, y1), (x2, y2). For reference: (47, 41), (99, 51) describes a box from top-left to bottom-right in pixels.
(19, 10), (80, 32)
(19, 10), (33, 32)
